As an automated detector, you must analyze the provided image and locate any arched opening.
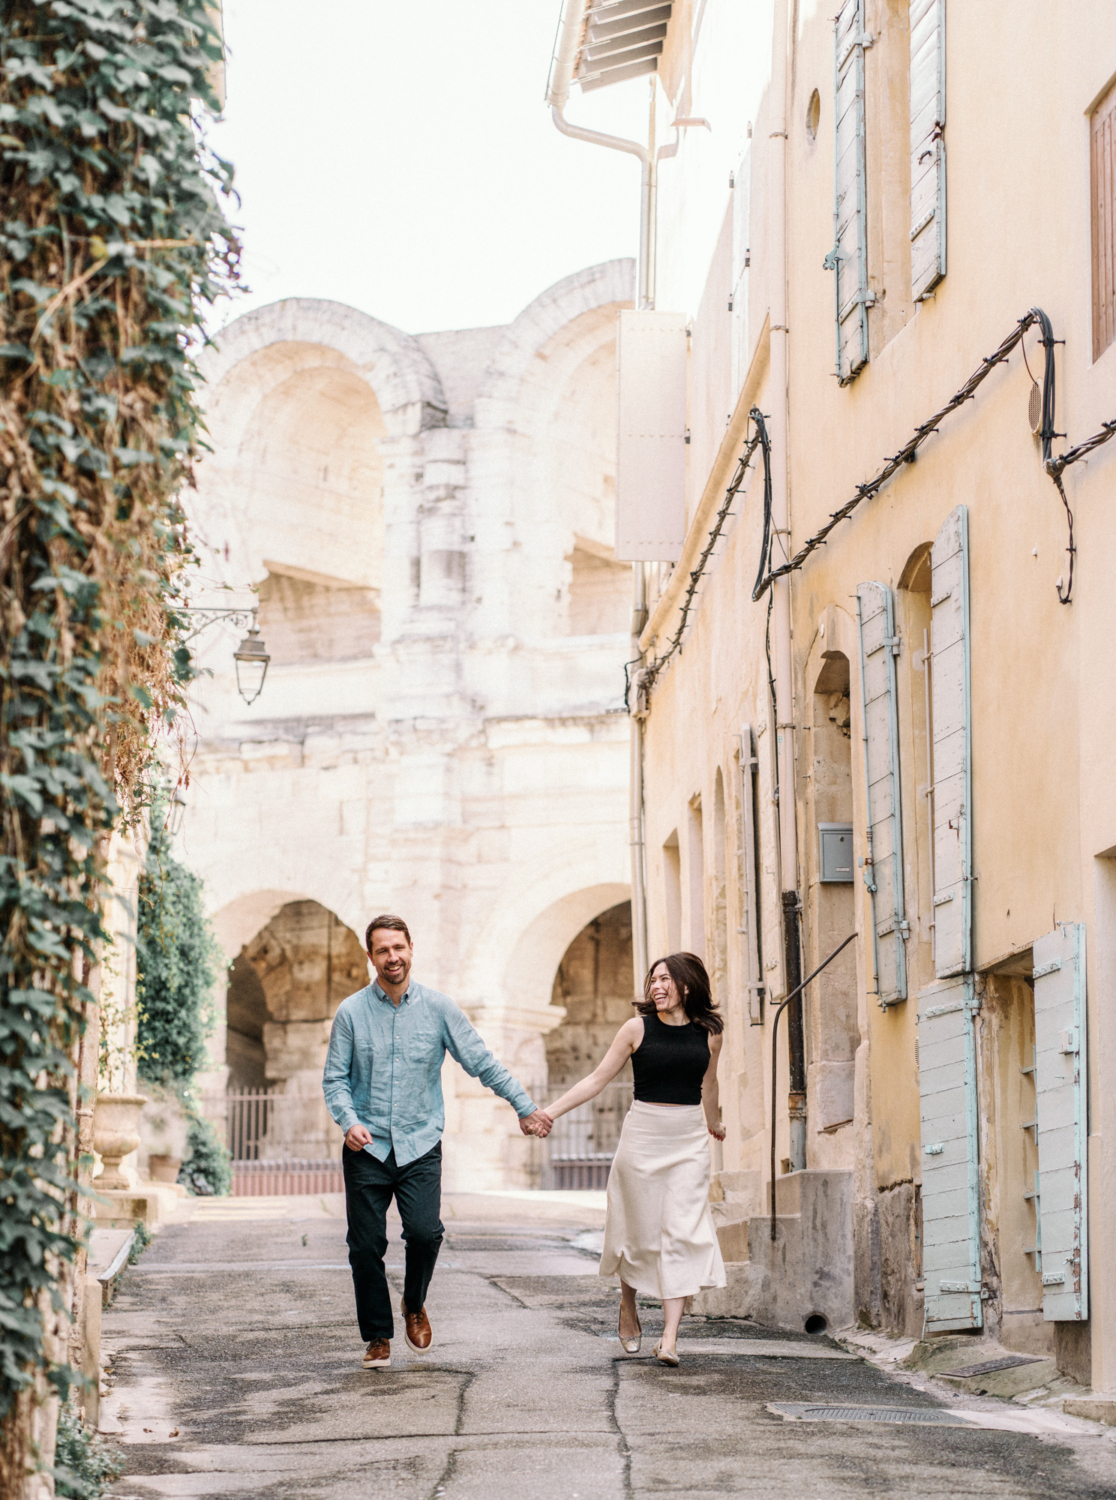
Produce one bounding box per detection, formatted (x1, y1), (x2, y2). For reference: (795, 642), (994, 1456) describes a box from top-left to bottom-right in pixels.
(546, 901), (634, 1088)
(712, 769), (728, 1004)
(810, 650), (858, 1132)
(544, 900), (633, 1187)
(898, 541), (933, 988)
(223, 899), (368, 1181)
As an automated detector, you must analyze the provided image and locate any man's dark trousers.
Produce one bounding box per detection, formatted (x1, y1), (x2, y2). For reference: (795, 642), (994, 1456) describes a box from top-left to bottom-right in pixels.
(343, 1140), (444, 1342)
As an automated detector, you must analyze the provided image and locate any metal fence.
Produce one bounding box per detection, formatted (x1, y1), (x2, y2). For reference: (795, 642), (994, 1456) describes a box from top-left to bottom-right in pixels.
(541, 1080), (632, 1189)
(203, 1080), (632, 1196)
(230, 1158), (344, 1196)
(202, 1090), (342, 1197)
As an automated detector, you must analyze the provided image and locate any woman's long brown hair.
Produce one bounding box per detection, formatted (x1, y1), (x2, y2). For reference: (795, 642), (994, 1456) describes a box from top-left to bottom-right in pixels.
(636, 952), (724, 1034)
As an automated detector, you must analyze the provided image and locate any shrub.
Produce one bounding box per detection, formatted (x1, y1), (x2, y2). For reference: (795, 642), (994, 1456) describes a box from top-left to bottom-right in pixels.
(54, 1403), (123, 1500)
(179, 1112), (230, 1196)
(136, 807), (223, 1085)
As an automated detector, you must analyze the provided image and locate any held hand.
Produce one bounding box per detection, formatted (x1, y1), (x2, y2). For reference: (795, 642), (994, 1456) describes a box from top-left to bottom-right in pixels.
(519, 1109), (553, 1138)
(345, 1123), (374, 1152)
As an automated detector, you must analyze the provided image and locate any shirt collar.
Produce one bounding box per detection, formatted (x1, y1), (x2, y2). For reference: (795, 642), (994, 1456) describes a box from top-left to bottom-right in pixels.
(372, 980), (412, 1006)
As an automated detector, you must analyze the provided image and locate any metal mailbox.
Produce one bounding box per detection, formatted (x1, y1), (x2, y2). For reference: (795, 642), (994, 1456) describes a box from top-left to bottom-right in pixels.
(819, 823), (855, 883)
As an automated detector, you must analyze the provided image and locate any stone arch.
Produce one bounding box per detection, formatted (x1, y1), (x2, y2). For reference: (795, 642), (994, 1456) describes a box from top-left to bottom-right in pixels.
(226, 898), (368, 1097)
(546, 901), (634, 1088)
(471, 261), (636, 640)
(200, 298), (447, 437)
(456, 830), (630, 1018)
(498, 880), (632, 1020)
(189, 300), (450, 657)
(475, 260), (635, 419)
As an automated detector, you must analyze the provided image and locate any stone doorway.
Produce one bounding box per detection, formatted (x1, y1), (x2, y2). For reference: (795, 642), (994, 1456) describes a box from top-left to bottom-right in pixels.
(222, 900), (368, 1185)
(544, 901), (634, 1187)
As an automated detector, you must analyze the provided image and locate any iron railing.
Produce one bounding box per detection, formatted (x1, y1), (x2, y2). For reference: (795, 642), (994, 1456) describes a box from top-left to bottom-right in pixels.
(541, 1079), (632, 1189)
(203, 1080), (633, 1195)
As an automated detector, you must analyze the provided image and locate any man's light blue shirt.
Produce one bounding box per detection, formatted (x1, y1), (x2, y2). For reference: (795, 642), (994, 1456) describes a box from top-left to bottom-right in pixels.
(322, 979), (537, 1166)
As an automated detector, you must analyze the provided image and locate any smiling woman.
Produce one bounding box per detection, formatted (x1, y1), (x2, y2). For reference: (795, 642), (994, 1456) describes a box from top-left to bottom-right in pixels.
(543, 951), (727, 1365)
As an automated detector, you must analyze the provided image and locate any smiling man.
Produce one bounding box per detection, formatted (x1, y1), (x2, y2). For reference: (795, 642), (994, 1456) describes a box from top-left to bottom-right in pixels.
(323, 913), (551, 1369)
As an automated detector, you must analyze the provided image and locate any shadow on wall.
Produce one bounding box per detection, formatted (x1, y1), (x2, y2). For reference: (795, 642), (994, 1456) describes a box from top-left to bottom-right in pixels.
(225, 900), (368, 1095)
(546, 901), (634, 1089)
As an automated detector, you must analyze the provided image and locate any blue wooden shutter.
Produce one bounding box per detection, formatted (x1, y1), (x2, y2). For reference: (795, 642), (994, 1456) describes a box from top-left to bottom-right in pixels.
(919, 975), (982, 1330)
(910, 0), (946, 300)
(1033, 923), (1089, 1321)
(929, 506), (971, 977)
(856, 582), (908, 1005)
(827, 0), (872, 383)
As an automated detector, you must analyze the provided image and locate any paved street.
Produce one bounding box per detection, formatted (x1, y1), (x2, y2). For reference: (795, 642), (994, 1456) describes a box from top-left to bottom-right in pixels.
(100, 1195), (1116, 1499)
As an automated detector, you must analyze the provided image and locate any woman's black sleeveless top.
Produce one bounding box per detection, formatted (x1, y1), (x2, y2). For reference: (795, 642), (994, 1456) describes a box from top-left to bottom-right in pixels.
(631, 1013), (709, 1105)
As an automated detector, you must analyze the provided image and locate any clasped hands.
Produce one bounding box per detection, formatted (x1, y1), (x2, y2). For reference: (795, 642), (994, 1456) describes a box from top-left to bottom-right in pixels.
(519, 1109), (553, 1139)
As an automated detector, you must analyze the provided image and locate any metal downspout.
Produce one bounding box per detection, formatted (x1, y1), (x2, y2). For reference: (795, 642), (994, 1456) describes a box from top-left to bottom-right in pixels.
(547, 0), (656, 988)
(768, 0), (804, 1170)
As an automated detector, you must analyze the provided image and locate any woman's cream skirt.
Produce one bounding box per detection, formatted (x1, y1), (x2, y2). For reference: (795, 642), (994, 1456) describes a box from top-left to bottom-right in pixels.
(599, 1101), (726, 1301)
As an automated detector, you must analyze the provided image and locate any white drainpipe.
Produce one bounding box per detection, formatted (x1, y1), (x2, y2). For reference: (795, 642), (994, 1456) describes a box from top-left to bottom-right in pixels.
(767, 0), (805, 1170)
(546, 0), (656, 986)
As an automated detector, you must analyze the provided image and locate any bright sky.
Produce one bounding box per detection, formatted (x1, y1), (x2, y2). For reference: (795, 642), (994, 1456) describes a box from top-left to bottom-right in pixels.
(208, 0), (653, 336)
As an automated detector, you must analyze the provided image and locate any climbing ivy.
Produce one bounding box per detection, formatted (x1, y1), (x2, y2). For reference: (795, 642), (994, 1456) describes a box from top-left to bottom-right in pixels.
(136, 804), (221, 1084)
(0, 0), (238, 1462)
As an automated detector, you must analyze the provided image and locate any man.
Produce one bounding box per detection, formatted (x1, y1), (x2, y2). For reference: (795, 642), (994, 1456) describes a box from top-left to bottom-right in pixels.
(323, 913), (551, 1369)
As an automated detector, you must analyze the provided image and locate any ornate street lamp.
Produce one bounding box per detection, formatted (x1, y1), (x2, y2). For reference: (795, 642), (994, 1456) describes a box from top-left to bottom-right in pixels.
(232, 626), (270, 706)
(180, 606), (271, 707)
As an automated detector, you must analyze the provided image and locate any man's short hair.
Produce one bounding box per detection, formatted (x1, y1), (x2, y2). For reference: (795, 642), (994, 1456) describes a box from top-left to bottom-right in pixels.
(365, 914), (412, 951)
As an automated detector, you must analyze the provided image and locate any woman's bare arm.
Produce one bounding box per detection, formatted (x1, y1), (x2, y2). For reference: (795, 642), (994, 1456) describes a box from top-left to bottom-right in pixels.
(702, 1032), (725, 1139)
(545, 1017), (643, 1120)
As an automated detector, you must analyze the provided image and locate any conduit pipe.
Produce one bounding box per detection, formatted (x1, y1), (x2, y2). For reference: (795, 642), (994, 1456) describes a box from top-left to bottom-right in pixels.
(769, 933), (857, 1240)
(546, 0), (656, 986)
(767, 0), (806, 1170)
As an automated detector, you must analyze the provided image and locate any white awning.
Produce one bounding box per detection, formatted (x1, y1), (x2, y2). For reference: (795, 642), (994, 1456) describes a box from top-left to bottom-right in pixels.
(547, 0), (674, 106)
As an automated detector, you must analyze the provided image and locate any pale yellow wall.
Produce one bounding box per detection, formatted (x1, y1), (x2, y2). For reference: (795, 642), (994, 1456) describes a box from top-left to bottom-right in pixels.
(631, 0), (1116, 1342)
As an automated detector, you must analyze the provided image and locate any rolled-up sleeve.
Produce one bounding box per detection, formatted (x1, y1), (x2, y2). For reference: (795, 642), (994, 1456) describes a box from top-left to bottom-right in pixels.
(323, 1008), (360, 1133)
(442, 1003), (537, 1117)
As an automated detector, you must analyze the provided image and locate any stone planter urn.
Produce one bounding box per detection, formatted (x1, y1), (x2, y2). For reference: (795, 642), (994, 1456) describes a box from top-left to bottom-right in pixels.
(147, 1154), (183, 1184)
(93, 1093), (148, 1190)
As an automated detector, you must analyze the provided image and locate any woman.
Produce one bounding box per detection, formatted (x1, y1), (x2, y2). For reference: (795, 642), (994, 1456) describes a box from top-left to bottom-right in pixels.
(543, 951), (726, 1365)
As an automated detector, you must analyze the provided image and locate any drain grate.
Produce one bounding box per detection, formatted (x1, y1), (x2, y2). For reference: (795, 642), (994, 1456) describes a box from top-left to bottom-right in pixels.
(769, 1403), (968, 1425)
(943, 1355), (1043, 1379)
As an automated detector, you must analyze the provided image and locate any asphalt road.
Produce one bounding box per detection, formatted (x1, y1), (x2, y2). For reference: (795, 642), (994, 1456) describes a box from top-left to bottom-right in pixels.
(99, 1193), (1116, 1499)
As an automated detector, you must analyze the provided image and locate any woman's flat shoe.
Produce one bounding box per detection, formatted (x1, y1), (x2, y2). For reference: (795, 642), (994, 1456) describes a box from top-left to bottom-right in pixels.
(618, 1309), (642, 1354)
(653, 1342), (680, 1367)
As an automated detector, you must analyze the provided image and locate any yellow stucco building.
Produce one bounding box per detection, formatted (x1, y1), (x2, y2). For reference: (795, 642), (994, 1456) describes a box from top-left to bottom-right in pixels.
(548, 0), (1116, 1382)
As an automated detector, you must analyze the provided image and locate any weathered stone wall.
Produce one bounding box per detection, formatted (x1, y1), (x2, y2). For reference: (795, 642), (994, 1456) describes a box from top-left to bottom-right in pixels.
(180, 265), (637, 1190)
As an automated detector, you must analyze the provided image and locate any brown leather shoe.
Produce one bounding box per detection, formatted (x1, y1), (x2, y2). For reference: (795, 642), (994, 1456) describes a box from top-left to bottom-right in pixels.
(362, 1337), (391, 1369)
(401, 1299), (433, 1353)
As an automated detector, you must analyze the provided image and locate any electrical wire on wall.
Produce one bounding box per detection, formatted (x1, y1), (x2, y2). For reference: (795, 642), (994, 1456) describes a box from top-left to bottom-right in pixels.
(751, 307), (1116, 606)
(626, 408), (772, 711)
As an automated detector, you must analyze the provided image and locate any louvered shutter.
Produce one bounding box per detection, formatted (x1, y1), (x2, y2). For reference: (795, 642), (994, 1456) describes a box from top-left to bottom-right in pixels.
(910, 0), (946, 299)
(919, 975), (982, 1330)
(828, 0), (871, 383)
(1033, 923), (1089, 1322)
(856, 583), (908, 1005)
(730, 147), (752, 401)
(929, 506), (971, 978)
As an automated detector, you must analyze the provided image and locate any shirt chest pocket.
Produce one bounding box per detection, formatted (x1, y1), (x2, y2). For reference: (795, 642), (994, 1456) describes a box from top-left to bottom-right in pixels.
(408, 1026), (442, 1063)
